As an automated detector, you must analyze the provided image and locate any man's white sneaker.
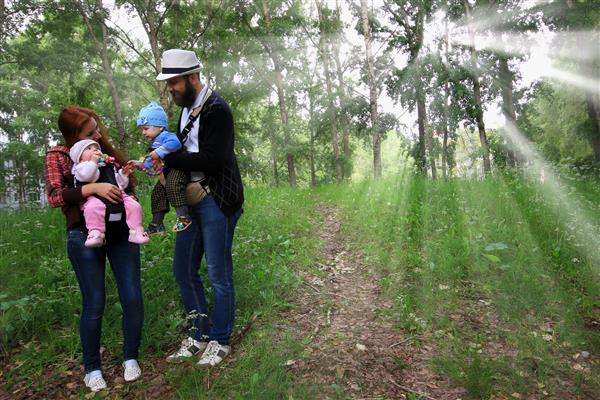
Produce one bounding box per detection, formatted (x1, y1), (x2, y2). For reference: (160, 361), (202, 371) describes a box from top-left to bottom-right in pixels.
(84, 370), (107, 392)
(196, 340), (231, 367)
(166, 337), (207, 362)
(123, 359), (142, 382)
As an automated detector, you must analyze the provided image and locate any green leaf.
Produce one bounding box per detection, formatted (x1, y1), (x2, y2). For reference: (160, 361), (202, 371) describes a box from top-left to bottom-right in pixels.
(483, 254), (501, 264)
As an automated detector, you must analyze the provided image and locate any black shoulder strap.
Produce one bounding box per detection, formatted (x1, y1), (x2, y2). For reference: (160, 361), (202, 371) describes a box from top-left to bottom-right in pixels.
(178, 88), (213, 145)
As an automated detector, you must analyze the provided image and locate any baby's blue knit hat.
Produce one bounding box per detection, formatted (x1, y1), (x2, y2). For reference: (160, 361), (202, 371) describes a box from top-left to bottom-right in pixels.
(137, 101), (168, 128)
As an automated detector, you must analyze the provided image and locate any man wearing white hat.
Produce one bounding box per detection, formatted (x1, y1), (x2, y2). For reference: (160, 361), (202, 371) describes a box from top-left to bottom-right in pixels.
(157, 49), (244, 367)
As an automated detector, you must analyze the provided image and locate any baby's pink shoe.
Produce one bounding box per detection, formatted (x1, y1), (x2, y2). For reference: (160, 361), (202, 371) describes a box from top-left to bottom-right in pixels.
(85, 230), (105, 247)
(128, 228), (150, 245)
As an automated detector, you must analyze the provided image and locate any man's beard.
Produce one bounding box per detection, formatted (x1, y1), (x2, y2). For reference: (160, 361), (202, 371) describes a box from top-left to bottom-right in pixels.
(171, 77), (198, 107)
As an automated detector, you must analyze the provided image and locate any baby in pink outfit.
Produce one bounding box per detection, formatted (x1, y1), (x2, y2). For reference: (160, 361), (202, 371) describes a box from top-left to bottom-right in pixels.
(70, 139), (149, 247)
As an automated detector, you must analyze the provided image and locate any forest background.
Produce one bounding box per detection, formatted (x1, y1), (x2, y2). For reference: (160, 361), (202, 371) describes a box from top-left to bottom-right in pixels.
(1, 0), (600, 399)
(1, 0), (598, 196)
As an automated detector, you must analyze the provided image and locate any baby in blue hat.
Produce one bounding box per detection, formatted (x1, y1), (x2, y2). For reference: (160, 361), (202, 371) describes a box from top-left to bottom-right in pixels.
(135, 101), (191, 234)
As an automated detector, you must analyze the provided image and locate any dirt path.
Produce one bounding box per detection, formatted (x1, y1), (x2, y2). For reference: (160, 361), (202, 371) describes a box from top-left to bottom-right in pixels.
(285, 205), (465, 399)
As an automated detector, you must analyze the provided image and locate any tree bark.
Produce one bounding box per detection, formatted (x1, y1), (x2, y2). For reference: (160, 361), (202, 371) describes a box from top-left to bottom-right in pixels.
(333, 3), (351, 179)
(415, 87), (427, 175)
(0, 0), (5, 47)
(263, 0), (296, 186)
(442, 3), (450, 179)
(426, 127), (437, 179)
(332, 36), (350, 180)
(585, 94), (600, 162)
(464, 0), (491, 174)
(79, 1), (128, 151)
(270, 126), (279, 186)
(360, 0), (381, 178)
(308, 87), (317, 187)
(317, 2), (342, 182)
(133, 1), (171, 112)
(499, 56), (517, 166)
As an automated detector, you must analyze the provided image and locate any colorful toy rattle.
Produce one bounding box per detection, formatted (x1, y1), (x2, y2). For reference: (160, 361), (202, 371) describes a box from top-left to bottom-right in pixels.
(133, 154), (164, 176)
(94, 151), (115, 167)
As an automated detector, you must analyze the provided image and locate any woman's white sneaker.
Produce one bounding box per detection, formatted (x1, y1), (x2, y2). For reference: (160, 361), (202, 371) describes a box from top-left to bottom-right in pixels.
(84, 370), (107, 392)
(166, 337), (207, 362)
(123, 359), (142, 382)
(197, 340), (230, 367)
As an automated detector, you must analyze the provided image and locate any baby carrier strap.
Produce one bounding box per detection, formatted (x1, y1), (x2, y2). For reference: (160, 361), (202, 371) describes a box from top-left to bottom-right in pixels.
(93, 166), (128, 240)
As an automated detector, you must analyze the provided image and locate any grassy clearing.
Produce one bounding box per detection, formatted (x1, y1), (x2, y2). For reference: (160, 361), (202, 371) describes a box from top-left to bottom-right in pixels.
(317, 170), (600, 399)
(3, 171), (600, 399)
(0, 186), (319, 399)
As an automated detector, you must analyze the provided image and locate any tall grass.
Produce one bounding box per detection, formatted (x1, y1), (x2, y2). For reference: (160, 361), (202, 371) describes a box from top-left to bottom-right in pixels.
(0, 186), (320, 398)
(3, 172), (600, 399)
(318, 171), (600, 399)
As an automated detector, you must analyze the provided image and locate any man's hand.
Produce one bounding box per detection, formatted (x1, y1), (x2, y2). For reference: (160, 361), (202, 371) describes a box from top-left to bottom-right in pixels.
(150, 151), (160, 160)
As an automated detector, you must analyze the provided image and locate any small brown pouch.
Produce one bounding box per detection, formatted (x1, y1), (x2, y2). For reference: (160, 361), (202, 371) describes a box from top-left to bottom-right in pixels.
(185, 181), (210, 205)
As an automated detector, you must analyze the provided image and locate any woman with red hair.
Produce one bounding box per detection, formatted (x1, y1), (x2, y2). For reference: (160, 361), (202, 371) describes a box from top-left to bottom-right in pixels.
(45, 106), (144, 392)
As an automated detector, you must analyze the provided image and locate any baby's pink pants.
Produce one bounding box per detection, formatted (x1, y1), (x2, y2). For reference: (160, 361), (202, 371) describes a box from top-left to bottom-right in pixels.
(83, 193), (143, 233)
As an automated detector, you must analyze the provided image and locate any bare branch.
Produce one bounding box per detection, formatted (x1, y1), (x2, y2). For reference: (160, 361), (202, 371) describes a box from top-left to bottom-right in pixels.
(108, 21), (157, 72)
(188, 0), (226, 48)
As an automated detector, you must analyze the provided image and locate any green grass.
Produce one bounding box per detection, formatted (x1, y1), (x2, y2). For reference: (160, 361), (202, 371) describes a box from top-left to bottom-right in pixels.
(2, 172), (600, 399)
(317, 170), (600, 399)
(0, 186), (320, 398)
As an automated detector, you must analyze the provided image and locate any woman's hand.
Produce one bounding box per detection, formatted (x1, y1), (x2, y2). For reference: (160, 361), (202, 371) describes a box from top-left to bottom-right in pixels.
(83, 182), (123, 203)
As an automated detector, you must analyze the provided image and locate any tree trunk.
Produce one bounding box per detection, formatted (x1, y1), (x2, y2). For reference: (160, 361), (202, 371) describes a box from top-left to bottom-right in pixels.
(442, 59), (450, 178)
(308, 89), (317, 187)
(274, 66), (296, 186)
(270, 128), (279, 186)
(426, 128), (437, 179)
(442, 0), (449, 179)
(333, 3), (351, 179)
(464, 0), (491, 174)
(80, 1), (128, 151)
(499, 56), (517, 166)
(263, 1), (295, 186)
(442, 128), (448, 179)
(0, 0), (5, 46)
(98, 18), (127, 150)
(332, 39), (351, 180)
(360, 0), (381, 178)
(134, 3), (170, 112)
(415, 85), (427, 174)
(317, 2), (342, 182)
(585, 94), (600, 162)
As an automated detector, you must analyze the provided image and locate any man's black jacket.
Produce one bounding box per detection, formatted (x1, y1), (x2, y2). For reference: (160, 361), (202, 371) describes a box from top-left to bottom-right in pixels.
(165, 91), (244, 217)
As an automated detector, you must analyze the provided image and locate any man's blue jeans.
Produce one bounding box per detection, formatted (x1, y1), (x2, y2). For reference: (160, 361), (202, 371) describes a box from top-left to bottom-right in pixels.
(173, 195), (241, 345)
(67, 228), (144, 373)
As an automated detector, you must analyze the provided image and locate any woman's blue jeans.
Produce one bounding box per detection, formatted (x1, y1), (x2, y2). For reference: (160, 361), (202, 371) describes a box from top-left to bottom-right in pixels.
(172, 195), (241, 345)
(67, 228), (144, 373)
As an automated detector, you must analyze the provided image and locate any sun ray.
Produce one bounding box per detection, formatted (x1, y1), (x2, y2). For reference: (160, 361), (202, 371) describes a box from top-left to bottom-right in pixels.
(499, 119), (600, 268)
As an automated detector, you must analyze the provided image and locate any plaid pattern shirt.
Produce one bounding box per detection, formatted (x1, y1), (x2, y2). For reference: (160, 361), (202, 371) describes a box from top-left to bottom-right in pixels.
(45, 145), (85, 229)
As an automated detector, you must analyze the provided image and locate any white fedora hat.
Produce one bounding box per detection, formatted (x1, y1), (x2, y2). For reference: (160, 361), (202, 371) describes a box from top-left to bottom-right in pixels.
(156, 49), (201, 81)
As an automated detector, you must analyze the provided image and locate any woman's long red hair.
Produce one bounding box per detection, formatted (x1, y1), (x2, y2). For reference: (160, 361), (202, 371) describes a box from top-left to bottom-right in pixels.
(58, 106), (135, 191)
